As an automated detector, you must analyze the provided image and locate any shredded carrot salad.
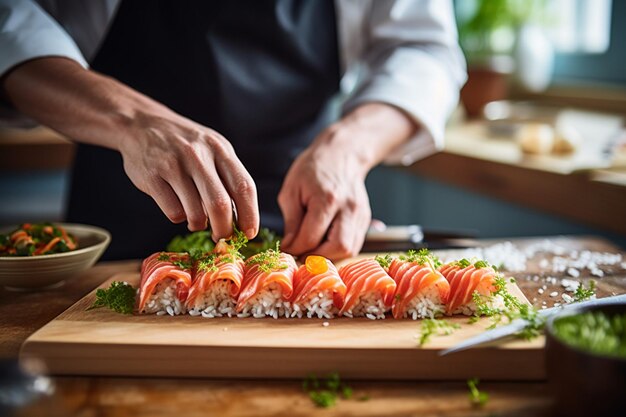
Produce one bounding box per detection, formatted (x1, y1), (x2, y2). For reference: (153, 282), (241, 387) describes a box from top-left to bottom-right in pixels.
(0, 223), (77, 256)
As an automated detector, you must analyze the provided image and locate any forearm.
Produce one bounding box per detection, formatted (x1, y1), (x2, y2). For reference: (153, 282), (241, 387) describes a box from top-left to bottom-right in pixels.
(1, 57), (165, 151)
(312, 102), (418, 173)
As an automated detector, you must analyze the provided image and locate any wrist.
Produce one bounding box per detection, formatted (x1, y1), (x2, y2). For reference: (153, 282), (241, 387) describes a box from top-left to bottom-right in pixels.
(313, 102), (418, 171)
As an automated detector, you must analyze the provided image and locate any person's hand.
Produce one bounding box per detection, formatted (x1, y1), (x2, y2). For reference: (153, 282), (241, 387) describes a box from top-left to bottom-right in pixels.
(278, 126), (372, 260)
(1, 57), (259, 240)
(119, 110), (259, 240)
(279, 103), (417, 260)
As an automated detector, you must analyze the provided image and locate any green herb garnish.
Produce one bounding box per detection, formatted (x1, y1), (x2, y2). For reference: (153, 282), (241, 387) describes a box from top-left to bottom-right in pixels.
(467, 378), (489, 407)
(400, 248), (442, 269)
(245, 241), (287, 273)
(573, 280), (596, 302)
(471, 275), (545, 339)
(157, 252), (193, 270)
(375, 254), (392, 269)
(418, 318), (460, 346)
(454, 258), (472, 268)
(552, 311), (626, 359)
(303, 372), (354, 408)
(88, 281), (136, 314)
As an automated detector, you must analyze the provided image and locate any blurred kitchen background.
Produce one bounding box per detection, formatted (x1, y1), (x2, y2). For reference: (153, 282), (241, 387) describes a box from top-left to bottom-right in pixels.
(1, 0), (625, 247)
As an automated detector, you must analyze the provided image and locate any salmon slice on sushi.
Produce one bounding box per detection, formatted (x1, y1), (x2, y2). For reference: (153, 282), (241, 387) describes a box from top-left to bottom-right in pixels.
(236, 244), (297, 319)
(386, 250), (450, 320)
(290, 255), (347, 319)
(138, 252), (193, 316)
(338, 258), (396, 320)
(439, 259), (504, 316)
(186, 235), (247, 318)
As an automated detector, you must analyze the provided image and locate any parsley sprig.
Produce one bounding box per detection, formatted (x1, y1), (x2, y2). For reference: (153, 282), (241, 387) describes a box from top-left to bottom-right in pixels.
(88, 281), (136, 314)
(375, 254), (392, 269)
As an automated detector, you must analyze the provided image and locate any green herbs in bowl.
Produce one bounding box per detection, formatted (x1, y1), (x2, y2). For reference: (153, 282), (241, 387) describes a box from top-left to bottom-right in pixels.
(551, 310), (626, 359)
(545, 304), (626, 417)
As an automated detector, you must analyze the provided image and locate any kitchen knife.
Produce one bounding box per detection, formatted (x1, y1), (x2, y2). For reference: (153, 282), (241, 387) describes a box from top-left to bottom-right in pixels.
(439, 293), (626, 356)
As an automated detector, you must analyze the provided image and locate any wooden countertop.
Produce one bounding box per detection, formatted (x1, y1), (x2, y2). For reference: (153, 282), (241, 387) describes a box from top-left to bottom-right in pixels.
(2, 236), (625, 417)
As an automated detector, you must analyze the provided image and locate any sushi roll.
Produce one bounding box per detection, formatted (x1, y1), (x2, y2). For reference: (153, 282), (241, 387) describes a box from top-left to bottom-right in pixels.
(386, 250), (450, 320)
(138, 252), (193, 316)
(439, 259), (504, 316)
(236, 245), (297, 319)
(290, 255), (347, 319)
(338, 258), (396, 320)
(185, 254), (244, 318)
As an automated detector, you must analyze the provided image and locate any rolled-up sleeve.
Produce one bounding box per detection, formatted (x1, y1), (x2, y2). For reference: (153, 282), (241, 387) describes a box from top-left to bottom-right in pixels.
(342, 0), (467, 165)
(0, 0), (87, 78)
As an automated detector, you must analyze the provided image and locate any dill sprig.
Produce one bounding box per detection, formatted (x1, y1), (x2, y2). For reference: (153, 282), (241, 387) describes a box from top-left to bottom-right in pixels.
(375, 254), (392, 269)
(245, 241), (287, 273)
(418, 318), (460, 346)
(400, 248), (442, 269)
(471, 275), (546, 339)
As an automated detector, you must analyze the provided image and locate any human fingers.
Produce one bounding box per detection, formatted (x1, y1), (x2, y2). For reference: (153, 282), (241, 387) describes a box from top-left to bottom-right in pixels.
(277, 184), (303, 248)
(161, 170), (208, 232)
(213, 149), (259, 239)
(282, 196), (337, 255)
(145, 177), (187, 224)
(309, 208), (359, 261)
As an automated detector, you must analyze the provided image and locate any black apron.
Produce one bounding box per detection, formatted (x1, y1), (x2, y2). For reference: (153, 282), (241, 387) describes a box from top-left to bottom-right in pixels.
(67, 0), (340, 260)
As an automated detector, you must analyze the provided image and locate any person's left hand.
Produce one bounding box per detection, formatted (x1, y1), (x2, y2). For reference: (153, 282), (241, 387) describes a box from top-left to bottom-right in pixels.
(278, 103), (418, 260)
(278, 124), (372, 260)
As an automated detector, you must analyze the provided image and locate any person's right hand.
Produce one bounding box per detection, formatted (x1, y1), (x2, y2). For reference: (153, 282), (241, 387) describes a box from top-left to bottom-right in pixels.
(1, 57), (259, 241)
(119, 111), (259, 240)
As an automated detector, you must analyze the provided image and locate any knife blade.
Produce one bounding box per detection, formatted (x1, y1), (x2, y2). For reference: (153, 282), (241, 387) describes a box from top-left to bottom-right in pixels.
(439, 293), (626, 356)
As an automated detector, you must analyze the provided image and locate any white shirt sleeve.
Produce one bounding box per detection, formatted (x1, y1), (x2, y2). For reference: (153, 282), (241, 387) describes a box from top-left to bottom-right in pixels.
(341, 0), (467, 165)
(0, 0), (87, 78)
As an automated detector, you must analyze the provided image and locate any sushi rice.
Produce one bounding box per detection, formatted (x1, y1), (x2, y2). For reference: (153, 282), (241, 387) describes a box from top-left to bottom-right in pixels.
(341, 291), (387, 320)
(291, 289), (336, 319)
(402, 286), (446, 320)
(187, 280), (236, 318)
(237, 282), (291, 319)
(143, 279), (185, 316)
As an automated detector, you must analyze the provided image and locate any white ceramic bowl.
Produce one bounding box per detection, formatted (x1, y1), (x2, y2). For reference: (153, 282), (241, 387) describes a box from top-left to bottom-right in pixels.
(0, 223), (111, 290)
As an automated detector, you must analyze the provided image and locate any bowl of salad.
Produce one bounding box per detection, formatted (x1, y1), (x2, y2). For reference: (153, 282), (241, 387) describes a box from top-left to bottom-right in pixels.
(0, 223), (110, 290)
(545, 303), (626, 417)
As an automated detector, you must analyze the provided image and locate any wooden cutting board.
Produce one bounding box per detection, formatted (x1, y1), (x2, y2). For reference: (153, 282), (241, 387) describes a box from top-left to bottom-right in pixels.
(20, 270), (544, 381)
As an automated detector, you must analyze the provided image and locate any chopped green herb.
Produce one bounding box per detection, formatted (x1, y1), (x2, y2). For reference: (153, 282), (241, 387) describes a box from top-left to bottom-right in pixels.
(573, 280), (596, 302)
(245, 241), (287, 273)
(88, 281), (136, 314)
(309, 390), (337, 408)
(467, 378), (489, 407)
(302, 372), (355, 408)
(400, 248), (442, 269)
(418, 318), (460, 346)
(473, 260), (489, 269)
(552, 311), (626, 359)
(375, 254), (392, 269)
(470, 275), (546, 339)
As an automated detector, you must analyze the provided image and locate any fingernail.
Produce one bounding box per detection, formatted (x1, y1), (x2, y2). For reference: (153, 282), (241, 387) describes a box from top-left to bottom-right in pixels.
(245, 229), (256, 239)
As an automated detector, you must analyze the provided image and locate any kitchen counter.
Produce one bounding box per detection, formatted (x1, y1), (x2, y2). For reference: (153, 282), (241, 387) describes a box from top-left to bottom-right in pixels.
(2, 236), (625, 417)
